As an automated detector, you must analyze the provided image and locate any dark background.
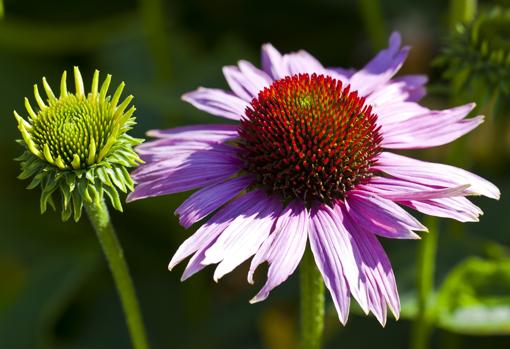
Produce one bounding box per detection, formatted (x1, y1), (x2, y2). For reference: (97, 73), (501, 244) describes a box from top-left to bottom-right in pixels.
(0, 0), (509, 348)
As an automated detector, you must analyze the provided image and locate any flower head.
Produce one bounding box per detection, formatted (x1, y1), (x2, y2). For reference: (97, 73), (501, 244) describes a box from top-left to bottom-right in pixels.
(128, 33), (500, 325)
(15, 67), (143, 221)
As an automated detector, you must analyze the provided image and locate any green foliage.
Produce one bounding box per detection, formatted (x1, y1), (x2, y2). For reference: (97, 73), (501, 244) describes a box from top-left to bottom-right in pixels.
(436, 257), (510, 335)
(437, 6), (510, 116)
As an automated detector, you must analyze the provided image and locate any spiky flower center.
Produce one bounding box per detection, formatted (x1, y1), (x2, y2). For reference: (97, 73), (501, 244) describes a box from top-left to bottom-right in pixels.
(238, 73), (382, 205)
(15, 67), (135, 171)
(31, 95), (114, 169)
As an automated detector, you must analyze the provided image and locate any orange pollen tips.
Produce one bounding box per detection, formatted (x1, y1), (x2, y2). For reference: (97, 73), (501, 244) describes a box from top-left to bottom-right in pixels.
(238, 73), (382, 205)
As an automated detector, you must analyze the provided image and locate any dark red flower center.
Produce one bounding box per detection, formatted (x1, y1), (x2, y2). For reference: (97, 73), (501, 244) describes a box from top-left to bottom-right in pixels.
(238, 73), (382, 205)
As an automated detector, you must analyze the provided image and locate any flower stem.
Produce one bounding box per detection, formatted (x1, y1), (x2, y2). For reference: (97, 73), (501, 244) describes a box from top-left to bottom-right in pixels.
(137, 0), (172, 82)
(85, 199), (150, 349)
(358, 0), (387, 51)
(300, 246), (325, 349)
(410, 217), (438, 349)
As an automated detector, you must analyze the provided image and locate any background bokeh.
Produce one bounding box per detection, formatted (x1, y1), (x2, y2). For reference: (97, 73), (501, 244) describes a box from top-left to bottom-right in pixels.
(0, 0), (509, 348)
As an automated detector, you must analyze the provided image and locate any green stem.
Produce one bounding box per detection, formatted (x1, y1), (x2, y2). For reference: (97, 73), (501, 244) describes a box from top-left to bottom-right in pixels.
(137, 0), (172, 82)
(300, 246), (325, 349)
(358, 0), (387, 51)
(410, 217), (438, 349)
(449, 0), (477, 30)
(0, 0), (4, 20)
(85, 200), (150, 349)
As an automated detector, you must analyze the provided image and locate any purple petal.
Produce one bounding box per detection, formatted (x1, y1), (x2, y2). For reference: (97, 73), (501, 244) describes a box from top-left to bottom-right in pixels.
(283, 50), (327, 76)
(128, 144), (242, 201)
(366, 75), (427, 106)
(137, 124), (239, 162)
(401, 197), (483, 222)
(223, 61), (272, 101)
(175, 176), (253, 228)
(392, 75), (428, 102)
(145, 124), (239, 141)
(261, 43), (288, 80)
(168, 190), (266, 273)
(248, 200), (308, 303)
(346, 191), (427, 240)
(327, 67), (356, 80)
(381, 103), (484, 149)
(374, 101), (430, 125)
(360, 177), (483, 222)
(308, 204), (370, 323)
(341, 206), (401, 322)
(349, 32), (410, 96)
(201, 192), (283, 281)
(359, 177), (471, 201)
(375, 152), (501, 199)
(182, 87), (248, 120)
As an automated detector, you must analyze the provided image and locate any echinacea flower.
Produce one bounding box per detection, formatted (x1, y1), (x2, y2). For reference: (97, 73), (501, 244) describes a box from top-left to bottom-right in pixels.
(15, 67), (143, 221)
(128, 33), (500, 325)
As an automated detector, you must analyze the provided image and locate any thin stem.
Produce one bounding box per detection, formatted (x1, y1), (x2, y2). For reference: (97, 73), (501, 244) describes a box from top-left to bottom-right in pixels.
(300, 246), (325, 349)
(85, 199), (150, 349)
(358, 0), (387, 51)
(410, 217), (438, 349)
(137, 0), (172, 82)
(0, 0), (4, 19)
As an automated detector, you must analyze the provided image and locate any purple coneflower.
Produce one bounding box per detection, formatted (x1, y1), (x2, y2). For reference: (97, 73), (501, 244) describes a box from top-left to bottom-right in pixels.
(128, 33), (499, 325)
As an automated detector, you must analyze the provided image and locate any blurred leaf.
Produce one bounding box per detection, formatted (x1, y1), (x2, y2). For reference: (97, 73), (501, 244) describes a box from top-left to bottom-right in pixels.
(436, 257), (510, 335)
(0, 247), (98, 348)
(0, 14), (137, 54)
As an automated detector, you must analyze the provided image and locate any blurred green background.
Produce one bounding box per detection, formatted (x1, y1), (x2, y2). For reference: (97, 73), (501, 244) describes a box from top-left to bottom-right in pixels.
(0, 0), (509, 348)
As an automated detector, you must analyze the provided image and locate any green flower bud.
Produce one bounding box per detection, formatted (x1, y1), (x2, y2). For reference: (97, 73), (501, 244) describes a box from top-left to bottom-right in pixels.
(14, 67), (143, 222)
(438, 7), (510, 116)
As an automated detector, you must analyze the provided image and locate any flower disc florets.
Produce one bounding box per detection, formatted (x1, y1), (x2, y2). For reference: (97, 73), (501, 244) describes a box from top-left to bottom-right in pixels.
(15, 67), (143, 221)
(238, 73), (382, 205)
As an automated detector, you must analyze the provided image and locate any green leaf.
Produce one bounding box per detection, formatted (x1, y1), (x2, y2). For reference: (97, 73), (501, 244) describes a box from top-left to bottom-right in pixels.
(0, 249), (98, 348)
(436, 257), (510, 335)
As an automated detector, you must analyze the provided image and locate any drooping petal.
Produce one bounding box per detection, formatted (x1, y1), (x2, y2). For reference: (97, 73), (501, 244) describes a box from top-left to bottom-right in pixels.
(261, 43), (288, 80)
(359, 177), (470, 201)
(223, 61), (272, 101)
(127, 144), (242, 201)
(182, 87), (248, 120)
(349, 32), (410, 96)
(175, 175), (253, 228)
(168, 190), (265, 272)
(201, 191), (282, 281)
(248, 200), (308, 303)
(375, 152), (501, 199)
(347, 191), (427, 240)
(341, 204), (400, 322)
(381, 103), (484, 149)
(360, 177), (483, 222)
(308, 204), (370, 323)
(401, 197), (483, 222)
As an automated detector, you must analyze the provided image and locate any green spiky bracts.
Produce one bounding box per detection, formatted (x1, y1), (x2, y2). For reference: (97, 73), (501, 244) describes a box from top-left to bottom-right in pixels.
(14, 67), (143, 221)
